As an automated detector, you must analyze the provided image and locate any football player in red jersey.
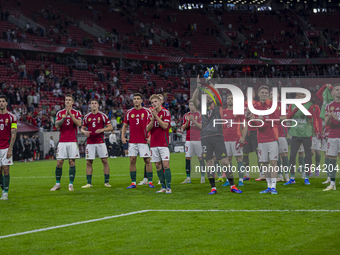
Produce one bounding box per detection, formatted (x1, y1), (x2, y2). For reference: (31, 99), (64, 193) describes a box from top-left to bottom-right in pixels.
(146, 94), (172, 193)
(324, 83), (340, 191)
(81, 99), (113, 188)
(138, 94), (165, 185)
(0, 95), (17, 200)
(250, 86), (280, 194)
(122, 93), (154, 189)
(50, 94), (82, 192)
(181, 100), (204, 184)
(221, 93), (248, 187)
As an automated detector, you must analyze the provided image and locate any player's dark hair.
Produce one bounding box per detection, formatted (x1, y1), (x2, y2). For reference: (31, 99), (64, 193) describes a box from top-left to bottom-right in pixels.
(226, 93), (233, 98)
(0, 94), (7, 101)
(133, 93), (143, 99)
(65, 94), (75, 102)
(90, 98), (99, 103)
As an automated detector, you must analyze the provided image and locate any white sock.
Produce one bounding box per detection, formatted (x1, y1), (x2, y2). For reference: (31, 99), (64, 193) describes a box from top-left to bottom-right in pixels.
(266, 178), (272, 188)
(212, 187), (216, 190)
(132, 182), (136, 185)
(331, 181), (335, 186)
(187, 177), (191, 180)
(271, 178), (277, 189)
(239, 178), (243, 182)
(143, 178), (147, 182)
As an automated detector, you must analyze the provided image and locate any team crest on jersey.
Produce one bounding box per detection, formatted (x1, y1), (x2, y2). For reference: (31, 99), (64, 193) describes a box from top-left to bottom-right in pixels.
(131, 114), (135, 118)
(142, 113), (144, 118)
(98, 117), (101, 123)
(195, 116), (198, 120)
(87, 155), (89, 158)
(62, 114), (66, 117)
(57, 154), (59, 157)
(203, 153), (206, 157)
(161, 115), (163, 119)
(5, 119), (8, 123)
(331, 106), (335, 111)
(89, 118), (92, 121)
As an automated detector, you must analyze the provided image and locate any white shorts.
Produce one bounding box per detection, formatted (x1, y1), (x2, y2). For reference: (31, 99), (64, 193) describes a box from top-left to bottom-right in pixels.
(185, 141), (202, 158)
(322, 138), (328, 152)
(312, 137), (322, 151)
(326, 138), (340, 157)
(224, 141), (243, 157)
(128, 143), (151, 157)
(298, 144), (304, 153)
(57, 142), (80, 160)
(151, 147), (170, 162)
(86, 144), (108, 160)
(0, 148), (13, 167)
(258, 141), (279, 163)
(278, 137), (288, 154)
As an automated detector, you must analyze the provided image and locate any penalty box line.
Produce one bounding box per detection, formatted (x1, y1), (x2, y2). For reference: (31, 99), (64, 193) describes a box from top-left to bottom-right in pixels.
(0, 209), (339, 240)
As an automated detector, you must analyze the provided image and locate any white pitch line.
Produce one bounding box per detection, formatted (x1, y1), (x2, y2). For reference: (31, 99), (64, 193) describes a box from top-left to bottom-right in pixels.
(0, 210), (149, 240)
(0, 209), (339, 240)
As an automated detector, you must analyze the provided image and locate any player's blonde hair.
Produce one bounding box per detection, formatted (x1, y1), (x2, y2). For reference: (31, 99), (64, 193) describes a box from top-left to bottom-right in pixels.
(149, 94), (161, 102)
(258, 85), (269, 92)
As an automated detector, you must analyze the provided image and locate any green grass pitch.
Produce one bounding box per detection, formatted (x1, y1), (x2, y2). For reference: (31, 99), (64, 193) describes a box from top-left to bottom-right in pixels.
(1, 153), (340, 255)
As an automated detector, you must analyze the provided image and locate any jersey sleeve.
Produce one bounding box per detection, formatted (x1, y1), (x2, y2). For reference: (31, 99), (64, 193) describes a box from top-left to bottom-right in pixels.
(56, 111), (62, 122)
(182, 113), (188, 125)
(11, 114), (17, 129)
(123, 112), (129, 124)
(76, 111), (82, 120)
(104, 114), (110, 126)
(82, 115), (88, 126)
(163, 110), (171, 123)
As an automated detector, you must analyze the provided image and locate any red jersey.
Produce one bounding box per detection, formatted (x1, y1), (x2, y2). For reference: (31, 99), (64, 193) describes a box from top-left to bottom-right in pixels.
(254, 101), (280, 143)
(245, 100), (260, 131)
(324, 125), (330, 137)
(313, 105), (322, 136)
(0, 112), (17, 149)
(183, 111), (201, 141)
(221, 108), (245, 142)
(56, 109), (82, 143)
(325, 101), (340, 138)
(148, 108), (171, 147)
(82, 111), (110, 144)
(123, 107), (151, 143)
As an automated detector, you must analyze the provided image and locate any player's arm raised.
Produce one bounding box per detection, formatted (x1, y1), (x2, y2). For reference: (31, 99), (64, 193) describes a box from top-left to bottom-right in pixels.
(55, 114), (66, 128)
(146, 115), (155, 132)
(182, 115), (189, 131)
(121, 123), (128, 144)
(68, 109), (82, 127)
(192, 75), (201, 108)
(189, 115), (202, 129)
(153, 112), (169, 130)
(7, 124), (17, 159)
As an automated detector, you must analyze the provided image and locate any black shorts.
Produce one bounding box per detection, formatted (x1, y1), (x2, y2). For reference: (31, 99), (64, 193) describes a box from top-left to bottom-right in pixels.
(201, 135), (227, 161)
(243, 130), (258, 153)
(123, 143), (128, 150)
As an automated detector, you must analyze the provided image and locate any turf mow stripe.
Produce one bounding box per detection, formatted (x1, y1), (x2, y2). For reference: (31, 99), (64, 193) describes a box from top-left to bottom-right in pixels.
(0, 209), (339, 240)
